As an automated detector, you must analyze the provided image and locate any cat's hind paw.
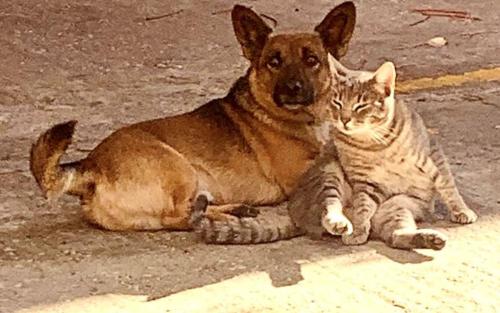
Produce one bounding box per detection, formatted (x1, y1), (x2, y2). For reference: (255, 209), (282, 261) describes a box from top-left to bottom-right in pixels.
(411, 229), (447, 250)
(341, 224), (370, 245)
(450, 208), (477, 224)
(342, 231), (369, 245)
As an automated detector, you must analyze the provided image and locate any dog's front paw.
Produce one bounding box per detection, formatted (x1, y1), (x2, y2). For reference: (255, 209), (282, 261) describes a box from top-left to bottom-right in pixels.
(450, 207), (478, 224)
(341, 223), (370, 245)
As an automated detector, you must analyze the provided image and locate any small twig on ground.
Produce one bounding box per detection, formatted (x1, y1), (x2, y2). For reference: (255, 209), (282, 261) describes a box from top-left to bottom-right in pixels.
(394, 43), (426, 50)
(145, 9), (183, 22)
(394, 63), (418, 71)
(0, 169), (28, 175)
(461, 94), (499, 107)
(0, 13), (30, 19)
(412, 8), (481, 21)
(409, 16), (430, 27)
(260, 13), (278, 28)
(211, 8), (233, 16)
(460, 31), (497, 38)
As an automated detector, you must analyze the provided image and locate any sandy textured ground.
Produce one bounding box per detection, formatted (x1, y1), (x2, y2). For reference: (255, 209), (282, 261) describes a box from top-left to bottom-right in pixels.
(1, 1), (499, 312)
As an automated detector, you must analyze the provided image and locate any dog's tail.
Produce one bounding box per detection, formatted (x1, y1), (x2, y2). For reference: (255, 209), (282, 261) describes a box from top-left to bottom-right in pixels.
(189, 195), (304, 244)
(30, 120), (91, 201)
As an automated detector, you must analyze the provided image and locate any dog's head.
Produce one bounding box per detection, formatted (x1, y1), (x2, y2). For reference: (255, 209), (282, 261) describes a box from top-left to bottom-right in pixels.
(232, 2), (356, 121)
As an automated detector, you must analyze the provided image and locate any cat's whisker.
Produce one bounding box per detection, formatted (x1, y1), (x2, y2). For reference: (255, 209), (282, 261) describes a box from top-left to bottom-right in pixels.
(374, 126), (398, 144)
(375, 125), (396, 136)
(370, 131), (387, 145)
(369, 132), (381, 144)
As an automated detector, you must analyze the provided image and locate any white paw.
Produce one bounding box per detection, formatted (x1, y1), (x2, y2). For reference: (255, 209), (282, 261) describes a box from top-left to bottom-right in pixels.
(412, 229), (447, 250)
(450, 208), (478, 224)
(321, 201), (353, 236)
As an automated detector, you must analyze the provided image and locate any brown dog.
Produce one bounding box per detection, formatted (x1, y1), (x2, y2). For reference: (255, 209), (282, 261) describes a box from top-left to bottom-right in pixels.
(30, 3), (356, 231)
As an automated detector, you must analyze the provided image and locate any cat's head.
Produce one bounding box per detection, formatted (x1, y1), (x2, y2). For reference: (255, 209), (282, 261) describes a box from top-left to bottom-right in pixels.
(328, 61), (396, 136)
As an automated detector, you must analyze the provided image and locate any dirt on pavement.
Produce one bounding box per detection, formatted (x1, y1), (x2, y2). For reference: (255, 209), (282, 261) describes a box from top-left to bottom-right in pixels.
(0, 1), (499, 312)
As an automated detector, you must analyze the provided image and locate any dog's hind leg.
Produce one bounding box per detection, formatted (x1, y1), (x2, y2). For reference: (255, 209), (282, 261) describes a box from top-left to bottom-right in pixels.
(79, 129), (201, 231)
(371, 195), (447, 250)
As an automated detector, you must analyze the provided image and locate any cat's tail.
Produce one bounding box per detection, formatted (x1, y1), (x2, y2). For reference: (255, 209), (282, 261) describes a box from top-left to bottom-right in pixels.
(30, 121), (92, 201)
(189, 195), (304, 244)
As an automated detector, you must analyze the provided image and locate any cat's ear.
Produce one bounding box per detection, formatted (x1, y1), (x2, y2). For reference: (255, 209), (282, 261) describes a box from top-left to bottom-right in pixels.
(373, 62), (396, 97)
(328, 54), (342, 77)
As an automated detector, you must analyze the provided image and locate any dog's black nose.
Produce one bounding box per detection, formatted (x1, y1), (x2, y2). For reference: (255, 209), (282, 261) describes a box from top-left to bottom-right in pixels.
(273, 77), (313, 107)
(286, 80), (303, 94)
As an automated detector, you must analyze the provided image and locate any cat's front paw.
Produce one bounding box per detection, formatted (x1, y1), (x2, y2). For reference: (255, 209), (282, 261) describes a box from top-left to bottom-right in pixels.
(321, 201), (353, 236)
(321, 217), (352, 236)
(341, 223), (370, 246)
(450, 207), (478, 224)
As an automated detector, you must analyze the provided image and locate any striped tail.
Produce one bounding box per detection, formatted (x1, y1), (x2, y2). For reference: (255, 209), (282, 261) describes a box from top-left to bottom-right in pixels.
(189, 195), (304, 244)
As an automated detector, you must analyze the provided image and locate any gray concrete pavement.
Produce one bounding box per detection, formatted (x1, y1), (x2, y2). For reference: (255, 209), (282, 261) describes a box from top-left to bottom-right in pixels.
(1, 1), (499, 312)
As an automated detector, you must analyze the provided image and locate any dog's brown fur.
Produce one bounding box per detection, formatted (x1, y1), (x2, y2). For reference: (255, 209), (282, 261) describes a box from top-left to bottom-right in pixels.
(30, 3), (356, 231)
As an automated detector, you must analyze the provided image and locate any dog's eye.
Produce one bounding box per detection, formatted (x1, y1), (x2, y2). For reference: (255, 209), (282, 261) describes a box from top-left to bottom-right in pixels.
(332, 99), (343, 109)
(305, 55), (320, 68)
(353, 103), (369, 113)
(267, 55), (282, 69)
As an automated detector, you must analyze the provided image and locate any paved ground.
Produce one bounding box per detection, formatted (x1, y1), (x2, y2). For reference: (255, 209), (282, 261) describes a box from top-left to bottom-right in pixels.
(1, 1), (499, 312)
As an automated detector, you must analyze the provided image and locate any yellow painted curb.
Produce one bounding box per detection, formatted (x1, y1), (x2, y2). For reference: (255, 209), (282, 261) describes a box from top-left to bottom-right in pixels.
(397, 67), (500, 93)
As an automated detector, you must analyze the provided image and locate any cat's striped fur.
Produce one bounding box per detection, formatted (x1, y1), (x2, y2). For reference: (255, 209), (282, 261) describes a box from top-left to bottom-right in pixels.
(189, 194), (305, 244)
(323, 61), (477, 249)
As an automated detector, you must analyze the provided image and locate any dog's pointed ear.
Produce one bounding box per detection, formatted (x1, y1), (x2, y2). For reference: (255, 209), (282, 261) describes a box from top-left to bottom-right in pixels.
(232, 5), (272, 62)
(314, 1), (356, 59)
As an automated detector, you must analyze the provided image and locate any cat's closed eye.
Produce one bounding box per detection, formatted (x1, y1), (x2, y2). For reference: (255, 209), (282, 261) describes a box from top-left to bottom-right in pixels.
(353, 103), (369, 113)
(332, 99), (343, 109)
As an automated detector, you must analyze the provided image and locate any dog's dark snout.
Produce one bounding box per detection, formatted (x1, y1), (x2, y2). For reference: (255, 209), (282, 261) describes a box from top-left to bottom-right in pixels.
(273, 77), (314, 107)
(286, 80), (303, 94)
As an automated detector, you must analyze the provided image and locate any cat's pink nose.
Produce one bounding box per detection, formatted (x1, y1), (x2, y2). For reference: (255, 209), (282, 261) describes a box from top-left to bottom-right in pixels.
(341, 116), (351, 125)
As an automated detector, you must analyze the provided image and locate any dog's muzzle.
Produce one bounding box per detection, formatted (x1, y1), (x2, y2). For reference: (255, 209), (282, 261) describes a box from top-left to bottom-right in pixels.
(273, 79), (314, 108)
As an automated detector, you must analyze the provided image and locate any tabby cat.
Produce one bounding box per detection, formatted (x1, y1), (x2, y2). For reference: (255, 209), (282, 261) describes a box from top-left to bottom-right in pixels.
(318, 61), (478, 249)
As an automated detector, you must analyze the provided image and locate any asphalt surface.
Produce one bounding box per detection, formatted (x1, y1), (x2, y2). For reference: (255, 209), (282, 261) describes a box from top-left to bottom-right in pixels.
(0, 1), (499, 312)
